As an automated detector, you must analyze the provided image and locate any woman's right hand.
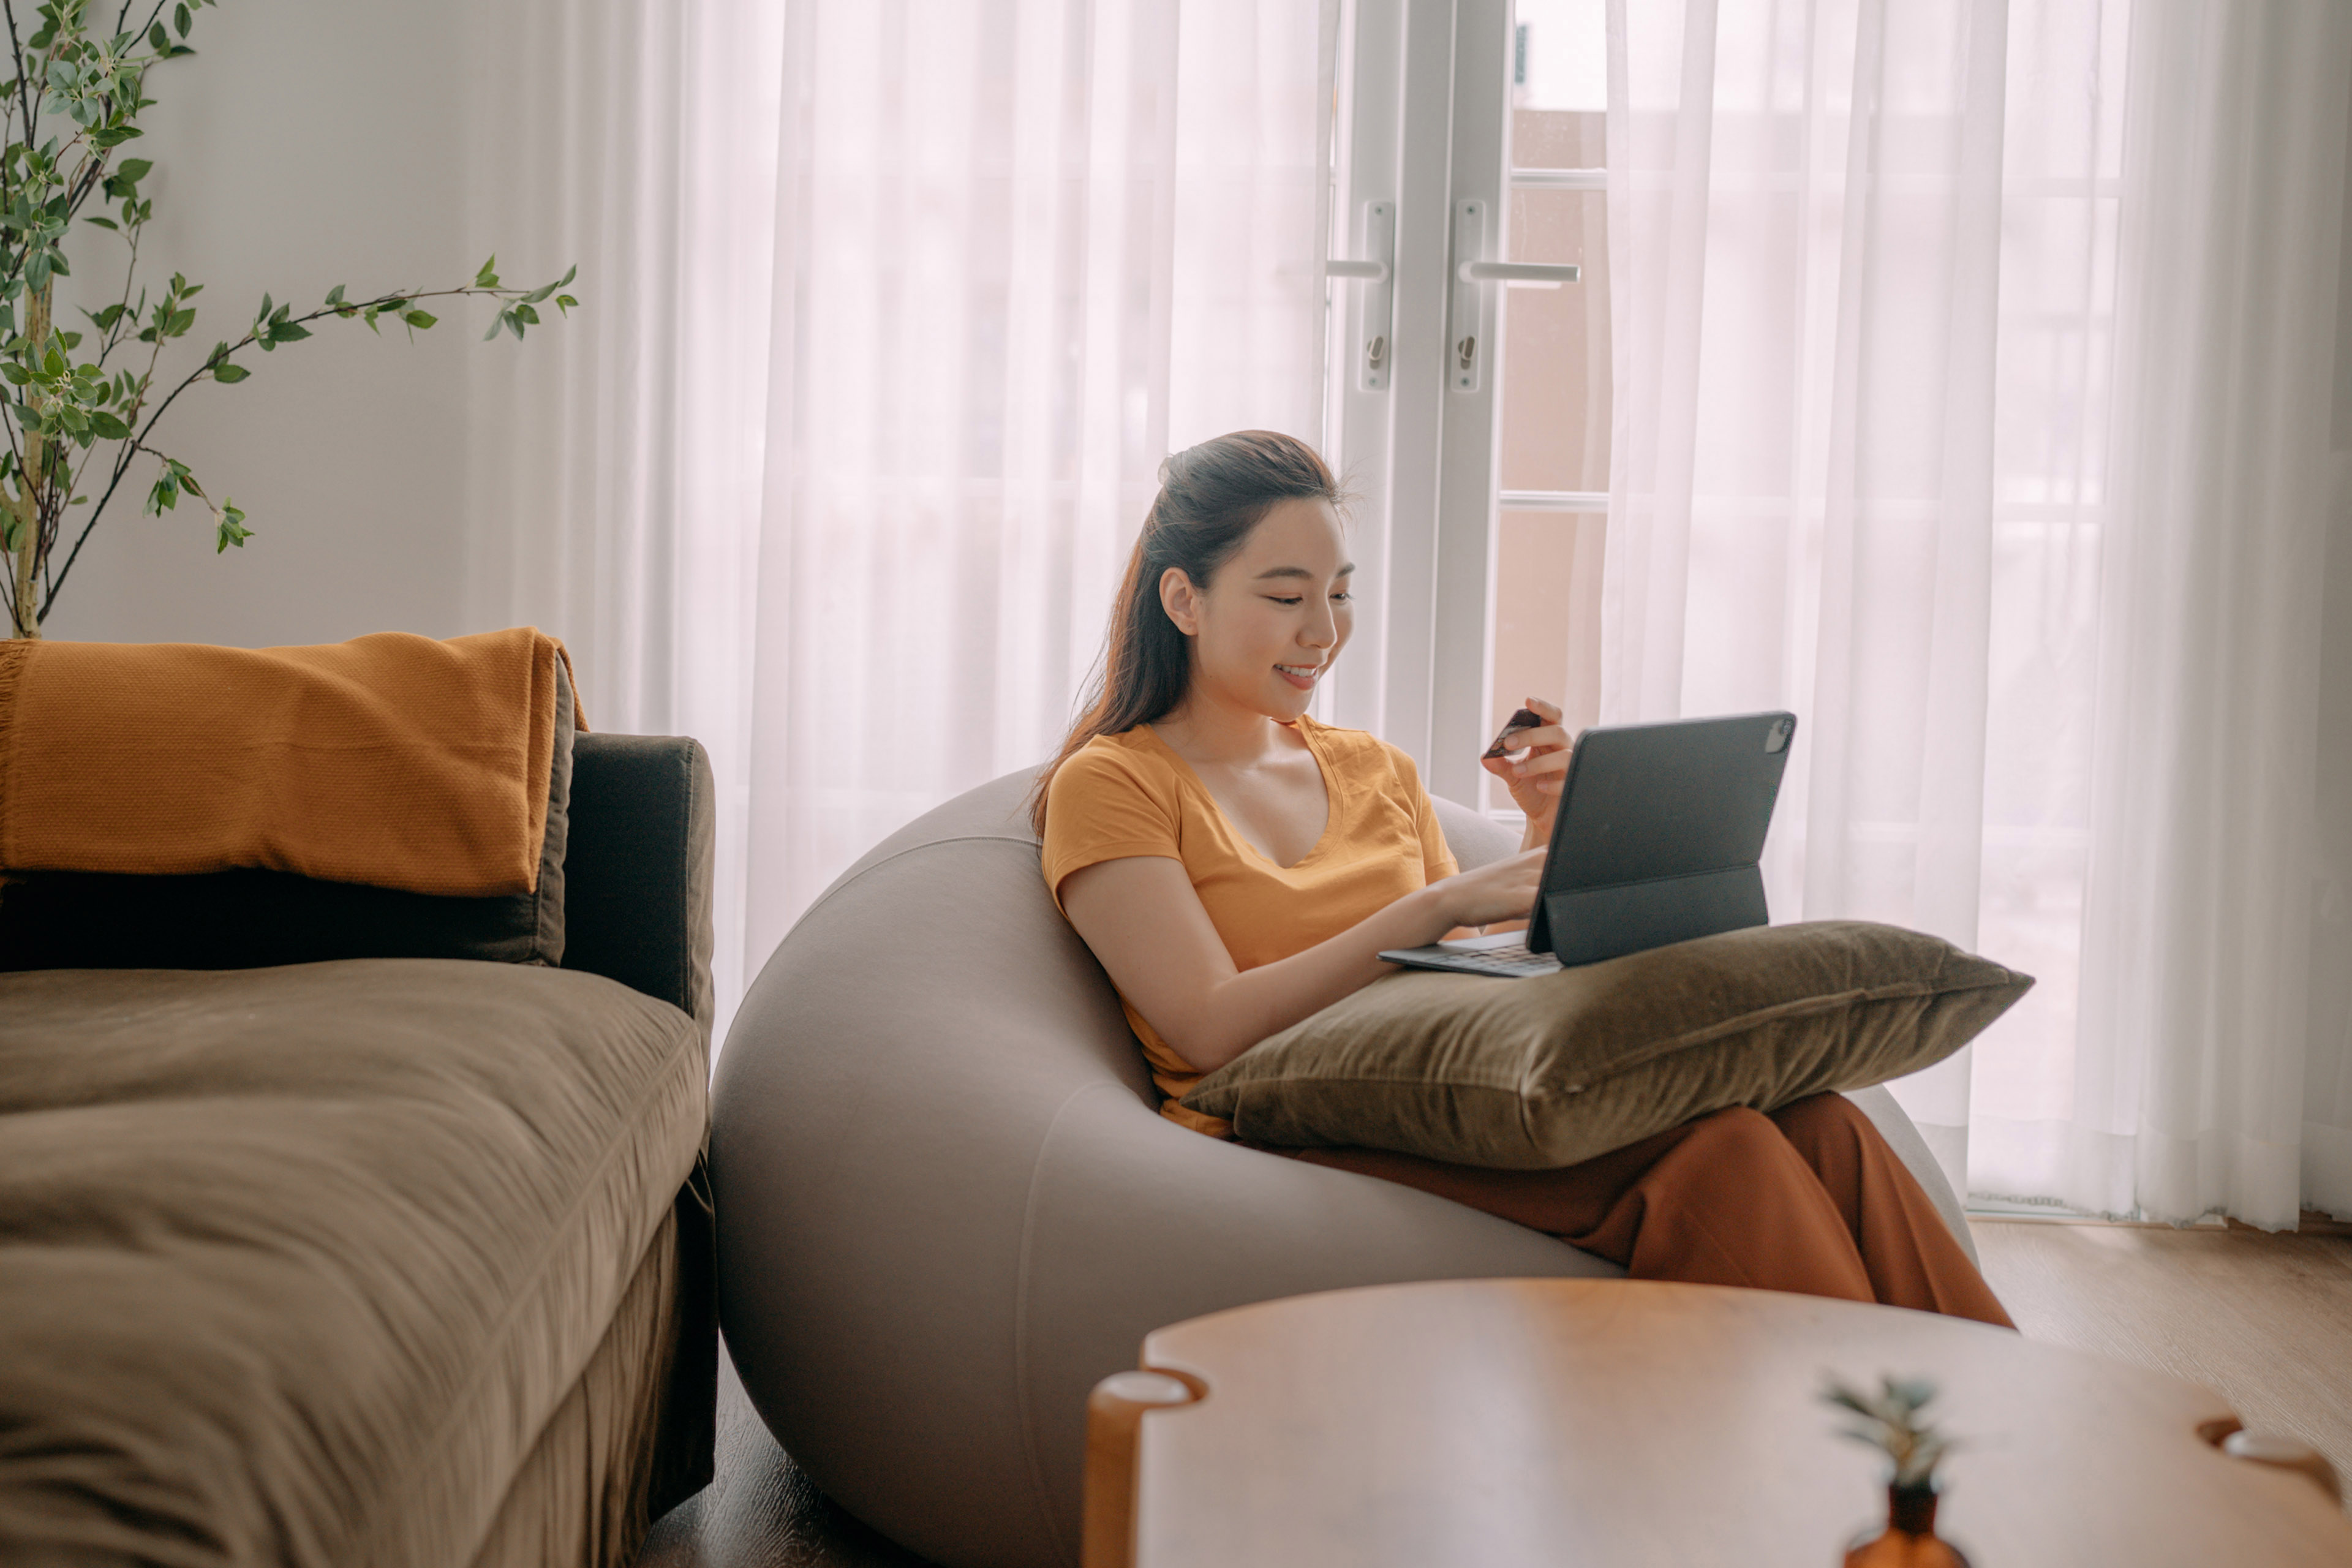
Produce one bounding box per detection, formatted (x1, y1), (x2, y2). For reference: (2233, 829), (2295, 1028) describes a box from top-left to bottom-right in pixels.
(1427, 848), (1548, 932)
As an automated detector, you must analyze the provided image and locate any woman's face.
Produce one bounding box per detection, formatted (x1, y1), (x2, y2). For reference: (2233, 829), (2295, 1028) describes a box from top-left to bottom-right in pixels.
(1161, 497), (1353, 723)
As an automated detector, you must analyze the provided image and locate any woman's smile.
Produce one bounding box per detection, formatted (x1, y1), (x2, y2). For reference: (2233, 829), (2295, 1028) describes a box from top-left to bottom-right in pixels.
(1275, 662), (1322, 690)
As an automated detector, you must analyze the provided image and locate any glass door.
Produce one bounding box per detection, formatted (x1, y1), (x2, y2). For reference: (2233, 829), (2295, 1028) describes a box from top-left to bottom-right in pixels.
(1488, 0), (1608, 813)
(1323, 0), (1610, 813)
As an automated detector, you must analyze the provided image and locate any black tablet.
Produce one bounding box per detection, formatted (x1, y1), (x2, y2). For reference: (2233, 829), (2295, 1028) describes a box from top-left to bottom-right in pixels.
(1528, 709), (1795, 965)
(1382, 710), (1796, 976)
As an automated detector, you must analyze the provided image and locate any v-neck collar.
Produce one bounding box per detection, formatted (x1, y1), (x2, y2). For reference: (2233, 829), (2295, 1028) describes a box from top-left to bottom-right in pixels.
(1142, 717), (1340, 872)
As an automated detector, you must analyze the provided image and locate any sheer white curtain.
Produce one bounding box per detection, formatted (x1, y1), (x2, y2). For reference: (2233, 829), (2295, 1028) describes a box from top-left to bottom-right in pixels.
(464, 1), (1335, 1029)
(738, 0), (1332, 1003)
(2071, 1), (2352, 1226)
(1604, 0), (2352, 1225)
(462, 0), (783, 1018)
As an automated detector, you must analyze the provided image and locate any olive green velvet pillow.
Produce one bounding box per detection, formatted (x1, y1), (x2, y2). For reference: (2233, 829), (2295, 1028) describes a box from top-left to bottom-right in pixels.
(1181, 921), (2032, 1169)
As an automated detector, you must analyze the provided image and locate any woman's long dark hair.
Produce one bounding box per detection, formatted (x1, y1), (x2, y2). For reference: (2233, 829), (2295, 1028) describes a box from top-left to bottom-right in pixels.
(1031, 429), (1342, 835)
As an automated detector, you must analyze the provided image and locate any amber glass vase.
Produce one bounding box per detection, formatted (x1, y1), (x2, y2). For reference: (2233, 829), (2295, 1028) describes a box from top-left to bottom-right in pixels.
(1843, 1483), (1970, 1567)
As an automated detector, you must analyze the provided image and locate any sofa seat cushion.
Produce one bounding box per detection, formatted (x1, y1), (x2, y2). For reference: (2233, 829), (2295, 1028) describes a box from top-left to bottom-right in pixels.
(0, 959), (706, 1568)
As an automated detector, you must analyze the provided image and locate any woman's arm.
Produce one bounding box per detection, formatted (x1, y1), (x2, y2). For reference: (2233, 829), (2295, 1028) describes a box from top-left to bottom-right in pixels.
(1059, 849), (1546, 1074)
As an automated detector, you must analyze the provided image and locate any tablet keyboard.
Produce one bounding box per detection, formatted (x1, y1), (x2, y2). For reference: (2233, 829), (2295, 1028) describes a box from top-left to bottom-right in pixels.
(1442, 940), (1563, 976)
(1378, 938), (1566, 976)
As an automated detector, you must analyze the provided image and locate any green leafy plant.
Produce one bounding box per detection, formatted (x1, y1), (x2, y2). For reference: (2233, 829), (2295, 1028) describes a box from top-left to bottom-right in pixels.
(0, 0), (579, 638)
(1823, 1374), (1954, 1490)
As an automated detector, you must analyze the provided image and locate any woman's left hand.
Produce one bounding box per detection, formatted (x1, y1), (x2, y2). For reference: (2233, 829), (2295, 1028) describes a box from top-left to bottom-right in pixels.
(1479, 695), (1573, 851)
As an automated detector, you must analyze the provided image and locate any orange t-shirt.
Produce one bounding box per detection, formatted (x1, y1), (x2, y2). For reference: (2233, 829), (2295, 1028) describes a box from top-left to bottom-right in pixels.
(1039, 717), (1460, 1136)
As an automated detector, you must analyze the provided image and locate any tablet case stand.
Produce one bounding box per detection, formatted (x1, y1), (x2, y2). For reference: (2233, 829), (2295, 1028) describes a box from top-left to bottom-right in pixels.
(1541, 864), (1770, 968)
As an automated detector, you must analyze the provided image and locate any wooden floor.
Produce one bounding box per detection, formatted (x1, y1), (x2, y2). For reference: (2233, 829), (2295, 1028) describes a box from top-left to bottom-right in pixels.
(632, 1354), (930, 1568)
(636, 1221), (2352, 1566)
(1969, 1217), (2352, 1483)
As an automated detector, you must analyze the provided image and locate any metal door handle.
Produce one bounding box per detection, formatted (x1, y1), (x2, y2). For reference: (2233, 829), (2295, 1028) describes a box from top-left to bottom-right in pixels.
(1452, 198), (1581, 393)
(1458, 260), (1580, 284)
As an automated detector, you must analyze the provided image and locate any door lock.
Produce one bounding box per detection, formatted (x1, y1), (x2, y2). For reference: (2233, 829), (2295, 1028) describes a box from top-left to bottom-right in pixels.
(1321, 200), (1396, 393)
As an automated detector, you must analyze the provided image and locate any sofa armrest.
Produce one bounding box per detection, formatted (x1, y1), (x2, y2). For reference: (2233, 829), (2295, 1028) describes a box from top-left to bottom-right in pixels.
(562, 734), (716, 1036)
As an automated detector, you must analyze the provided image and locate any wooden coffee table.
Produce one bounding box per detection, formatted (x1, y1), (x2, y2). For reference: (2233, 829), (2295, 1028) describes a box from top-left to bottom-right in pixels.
(1082, 1278), (2352, 1567)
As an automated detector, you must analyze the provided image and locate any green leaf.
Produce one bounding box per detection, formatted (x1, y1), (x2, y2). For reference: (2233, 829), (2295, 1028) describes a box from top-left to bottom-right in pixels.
(401, 309), (435, 330)
(483, 315), (503, 342)
(557, 263), (578, 288)
(0, 363), (27, 386)
(325, 284), (345, 307)
(269, 320), (311, 344)
(85, 214), (118, 230)
(117, 157), (154, 184)
(175, 3), (192, 38)
(148, 21), (168, 51)
(474, 254), (499, 288)
(211, 361), (249, 383)
(89, 410), (129, 439)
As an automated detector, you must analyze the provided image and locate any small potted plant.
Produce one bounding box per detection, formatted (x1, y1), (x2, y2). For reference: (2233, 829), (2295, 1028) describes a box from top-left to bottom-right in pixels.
(1823, 1374), (1970, 1567)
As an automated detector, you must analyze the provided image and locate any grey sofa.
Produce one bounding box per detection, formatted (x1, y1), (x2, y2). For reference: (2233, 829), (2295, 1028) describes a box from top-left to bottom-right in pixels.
(712, 767), (1972, 1568)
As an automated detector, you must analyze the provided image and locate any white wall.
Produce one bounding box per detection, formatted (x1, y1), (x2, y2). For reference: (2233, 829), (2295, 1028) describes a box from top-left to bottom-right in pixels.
(45, 0), (483, 647)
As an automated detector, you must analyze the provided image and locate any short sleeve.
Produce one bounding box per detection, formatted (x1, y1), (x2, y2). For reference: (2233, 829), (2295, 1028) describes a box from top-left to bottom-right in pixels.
(1039, 742), (1185, 911)
(1381, 741), (1458, 885)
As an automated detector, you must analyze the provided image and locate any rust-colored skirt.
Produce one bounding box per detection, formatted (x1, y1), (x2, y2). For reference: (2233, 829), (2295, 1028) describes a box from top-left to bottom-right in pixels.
(1265, 1093), (2012, 1327)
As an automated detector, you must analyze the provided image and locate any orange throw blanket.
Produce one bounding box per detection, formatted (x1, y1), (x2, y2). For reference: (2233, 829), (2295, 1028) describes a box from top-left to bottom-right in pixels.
(0, 628), (586, 897)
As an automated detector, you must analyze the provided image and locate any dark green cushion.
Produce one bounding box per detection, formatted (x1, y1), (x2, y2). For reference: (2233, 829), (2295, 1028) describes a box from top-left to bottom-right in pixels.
(1182, 921), (2031, 1168)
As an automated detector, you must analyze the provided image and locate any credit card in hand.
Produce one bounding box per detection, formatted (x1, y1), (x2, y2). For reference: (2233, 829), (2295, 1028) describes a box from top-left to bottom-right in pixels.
(1483, 707), (1545, 759)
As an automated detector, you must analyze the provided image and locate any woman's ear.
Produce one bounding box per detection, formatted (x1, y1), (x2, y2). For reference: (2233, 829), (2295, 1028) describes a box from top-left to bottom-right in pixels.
(1159, 566), (1202, 637)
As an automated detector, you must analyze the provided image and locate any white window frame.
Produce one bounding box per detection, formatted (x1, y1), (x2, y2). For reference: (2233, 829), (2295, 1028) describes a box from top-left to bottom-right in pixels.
(1326, 0), (1566, 809)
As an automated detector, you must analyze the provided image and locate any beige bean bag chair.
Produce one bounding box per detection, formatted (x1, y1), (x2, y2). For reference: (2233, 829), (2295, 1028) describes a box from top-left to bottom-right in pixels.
(711, 769), (1973, 1568)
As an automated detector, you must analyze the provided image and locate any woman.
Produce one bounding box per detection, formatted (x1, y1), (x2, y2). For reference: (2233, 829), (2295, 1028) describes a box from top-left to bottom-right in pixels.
(1036, 430), (2010, 1325)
